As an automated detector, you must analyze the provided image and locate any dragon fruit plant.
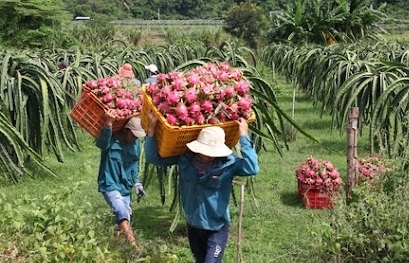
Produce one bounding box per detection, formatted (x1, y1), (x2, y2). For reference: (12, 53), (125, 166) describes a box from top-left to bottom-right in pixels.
(83, 75), (143, 118)
(145, 61), (253, 126)
(296, 157), (343, 188)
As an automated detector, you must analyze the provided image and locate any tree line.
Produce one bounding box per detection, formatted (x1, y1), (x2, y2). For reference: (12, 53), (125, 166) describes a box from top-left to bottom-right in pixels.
(63, 0), (408, 21)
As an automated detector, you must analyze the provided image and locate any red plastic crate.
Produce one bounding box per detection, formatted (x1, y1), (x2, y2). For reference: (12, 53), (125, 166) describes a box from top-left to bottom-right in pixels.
(70, 88), (139, 139)
(298, 181), (339, 209)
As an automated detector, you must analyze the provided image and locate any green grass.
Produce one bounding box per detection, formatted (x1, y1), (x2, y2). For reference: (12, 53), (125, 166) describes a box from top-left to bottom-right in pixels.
(0, 78), (367, 262)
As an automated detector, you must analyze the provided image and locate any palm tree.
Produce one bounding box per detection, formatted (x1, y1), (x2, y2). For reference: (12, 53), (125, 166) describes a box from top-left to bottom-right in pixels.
(267, 0), (386, 45)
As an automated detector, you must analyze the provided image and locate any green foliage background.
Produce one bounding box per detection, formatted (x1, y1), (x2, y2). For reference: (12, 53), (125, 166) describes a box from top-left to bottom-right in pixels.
(61, 0), (408, 20)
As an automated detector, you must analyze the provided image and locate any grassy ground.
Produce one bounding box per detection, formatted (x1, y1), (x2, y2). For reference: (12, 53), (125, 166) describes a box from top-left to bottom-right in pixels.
(1, 77), (366, 262)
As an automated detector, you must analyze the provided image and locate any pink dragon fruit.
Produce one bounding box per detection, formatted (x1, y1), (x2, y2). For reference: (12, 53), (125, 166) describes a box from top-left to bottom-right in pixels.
(175, 104), (189, 120)
(157, 73), (168, 83)
(216, 71), (229, 82)
(218, 61), (231, 71)
(201, 100), (214, 113)
(152, 95), (161, 105)
(116, 98), (127, 109)
(172, 78), (187, 91)
(147, 83), (160, 96)
(224, 86), (235, 98)
(167, 91), (181, 106)
(184, 88), (198, 104)
(228, 69), (243, 81)
(160, 85), (172, 98)
(237, 97), (252, 111)
(201, 74), (215, 85)
(102, 93), (114, 103)
(188, 102), (201, 115)
(166, 114), (178, 126)
(158, 102), (172, 114)
(85, 80), (98, 89)
(183, 116), (195, 126)
(187, 73), (200, 86)
(200, 84), (213, 95)
(195, 113), (205, 125)
(235, 80), (250, 96)
(296, 157), (343, 188)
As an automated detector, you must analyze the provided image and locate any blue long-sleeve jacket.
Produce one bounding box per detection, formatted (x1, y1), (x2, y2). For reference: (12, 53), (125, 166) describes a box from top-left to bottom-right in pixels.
(144, 135), (259, 231)
(96, 127), (141, 196)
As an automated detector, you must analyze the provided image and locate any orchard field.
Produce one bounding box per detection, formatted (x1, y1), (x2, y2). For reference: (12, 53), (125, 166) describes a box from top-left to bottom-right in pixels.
(3, 0), (409, 261)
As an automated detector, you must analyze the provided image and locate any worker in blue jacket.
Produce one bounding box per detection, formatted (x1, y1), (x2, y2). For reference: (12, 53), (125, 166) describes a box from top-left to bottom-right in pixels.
(96, 109), (146, 249)
(144, 112), (259, 263)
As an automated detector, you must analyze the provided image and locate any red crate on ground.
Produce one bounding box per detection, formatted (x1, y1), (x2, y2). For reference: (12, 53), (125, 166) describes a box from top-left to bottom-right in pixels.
(298, 180), (339, 209)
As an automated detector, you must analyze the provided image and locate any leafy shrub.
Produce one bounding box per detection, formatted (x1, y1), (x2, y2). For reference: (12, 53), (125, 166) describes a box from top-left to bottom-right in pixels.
(0, 180), (182, 262)
(0, 182), (111, 262)
(310, 169), (409, 262)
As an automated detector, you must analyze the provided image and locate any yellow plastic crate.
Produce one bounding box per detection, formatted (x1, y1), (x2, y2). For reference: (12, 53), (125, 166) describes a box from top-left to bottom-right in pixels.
(141, 87), (255, 157)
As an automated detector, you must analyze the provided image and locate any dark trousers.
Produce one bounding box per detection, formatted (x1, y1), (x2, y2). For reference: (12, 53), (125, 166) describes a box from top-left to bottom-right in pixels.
(187, 223), (230, 263)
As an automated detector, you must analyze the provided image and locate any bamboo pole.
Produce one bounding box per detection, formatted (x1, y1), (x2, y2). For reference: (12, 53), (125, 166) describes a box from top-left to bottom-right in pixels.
(346, 107), (359, 201)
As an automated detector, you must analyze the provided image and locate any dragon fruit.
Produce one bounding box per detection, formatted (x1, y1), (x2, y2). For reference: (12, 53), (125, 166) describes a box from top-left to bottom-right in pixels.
(102, 93), (114, 103)
(296, 157), (343, 188)
(82, 70), (143, 117)
(188, 102), (201, 115)
(175, 103), (189, 120)
(166, 114), (178, 126)
(184, 88), (198, 104)
(167, 90), (181, 106)
(201, 100), (214, 113)
(187, 73), (200, 86)
(235, 80), (250, 96)
(145, 61), (253, 126)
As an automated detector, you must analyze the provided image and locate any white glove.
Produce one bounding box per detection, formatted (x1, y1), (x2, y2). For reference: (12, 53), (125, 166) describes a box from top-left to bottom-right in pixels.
(134, 183), (146, 201)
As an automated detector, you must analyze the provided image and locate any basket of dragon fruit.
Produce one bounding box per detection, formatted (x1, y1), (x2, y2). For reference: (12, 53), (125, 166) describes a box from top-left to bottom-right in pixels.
(70, 69), (142, 138)
(140, 61), (256, 157)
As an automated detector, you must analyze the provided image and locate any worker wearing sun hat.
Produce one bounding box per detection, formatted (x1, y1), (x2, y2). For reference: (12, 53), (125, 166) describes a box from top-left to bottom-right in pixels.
(185, 127), (233, 157)
(144, 113), (259, 263)
(96, 109), (146, 250)
(118, 63), (142, 87)
(144, 64), (159, 84)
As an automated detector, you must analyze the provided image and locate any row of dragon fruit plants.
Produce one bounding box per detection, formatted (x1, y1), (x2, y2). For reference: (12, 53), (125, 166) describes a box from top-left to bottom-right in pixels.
(0, 42), (294, 182)
(261, 41), (409, 164)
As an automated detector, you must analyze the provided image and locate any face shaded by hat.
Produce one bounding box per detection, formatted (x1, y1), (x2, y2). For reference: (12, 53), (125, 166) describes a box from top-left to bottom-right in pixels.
(186, 126), (232, 157)
(119, 63), (135, 78)
(145, 64), (158, 74)
(124, 117), (146, 138)
(58, 60), (68, 69)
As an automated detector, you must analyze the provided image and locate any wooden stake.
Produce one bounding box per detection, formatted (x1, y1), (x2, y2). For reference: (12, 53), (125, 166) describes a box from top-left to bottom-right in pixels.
(346, 107), (359, 201)
(237, 184), (245, 263)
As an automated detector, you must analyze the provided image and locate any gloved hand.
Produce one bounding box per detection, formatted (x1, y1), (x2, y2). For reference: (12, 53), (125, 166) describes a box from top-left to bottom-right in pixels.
(134, 183), (146, 202)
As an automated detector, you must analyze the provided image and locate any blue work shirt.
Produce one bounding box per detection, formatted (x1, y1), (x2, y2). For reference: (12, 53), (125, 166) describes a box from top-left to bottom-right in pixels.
(144, 135), (259, 231)
(144, 75), (157, 84)
(96, 127), (141, 196)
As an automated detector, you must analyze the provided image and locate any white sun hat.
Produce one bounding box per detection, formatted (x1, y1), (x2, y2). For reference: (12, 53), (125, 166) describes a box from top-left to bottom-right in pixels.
(186, 126), (233, 157)
(144, 64), (158, 73)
